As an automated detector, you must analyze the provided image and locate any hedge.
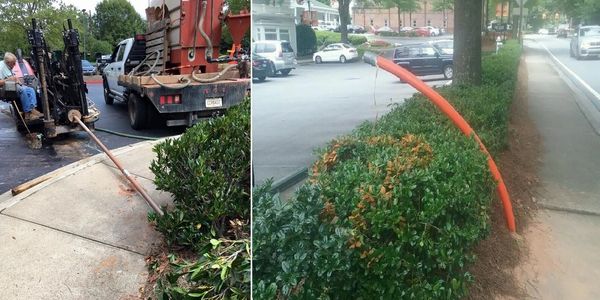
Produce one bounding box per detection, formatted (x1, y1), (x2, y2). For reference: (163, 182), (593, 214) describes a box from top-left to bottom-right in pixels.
(297, 24), (317, 56)
(315, 31), (368, 49)
(253, 41), (522, 299)
(148, 99), (251, 299)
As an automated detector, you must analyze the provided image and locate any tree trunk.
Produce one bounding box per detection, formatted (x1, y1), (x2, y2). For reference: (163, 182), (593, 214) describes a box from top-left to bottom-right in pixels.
(453, 0), (482, 86)
(398, 7), (402, 30)
(339, 0), (351, 43)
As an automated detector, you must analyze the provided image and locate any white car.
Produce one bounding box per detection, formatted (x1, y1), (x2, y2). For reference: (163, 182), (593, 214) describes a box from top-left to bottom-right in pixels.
(425, 26), (441, 36)
(375, 26), (396, 34)
(313, 43), (358, 64)
(538, 28), (549, 35)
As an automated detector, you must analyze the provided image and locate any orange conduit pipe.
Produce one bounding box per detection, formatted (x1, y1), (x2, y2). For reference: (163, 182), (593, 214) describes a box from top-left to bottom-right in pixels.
(363, 52), (516, 232)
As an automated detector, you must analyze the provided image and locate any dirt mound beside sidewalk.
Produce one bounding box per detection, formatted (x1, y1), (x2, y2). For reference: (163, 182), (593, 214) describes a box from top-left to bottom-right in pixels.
(466, 57), (541, 299)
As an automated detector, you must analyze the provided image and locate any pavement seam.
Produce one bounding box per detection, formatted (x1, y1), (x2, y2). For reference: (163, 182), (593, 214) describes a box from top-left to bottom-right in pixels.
(0, 213), (147, 257)
(538, 202), (600, 217)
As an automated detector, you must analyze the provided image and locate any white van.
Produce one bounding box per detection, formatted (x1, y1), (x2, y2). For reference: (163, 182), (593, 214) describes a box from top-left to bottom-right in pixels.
(252, 40), (297, 76)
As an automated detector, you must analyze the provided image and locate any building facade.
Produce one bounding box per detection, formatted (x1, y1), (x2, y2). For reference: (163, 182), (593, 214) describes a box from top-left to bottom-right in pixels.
(351, 1), (454, 32)
(252, 0), (299, 52)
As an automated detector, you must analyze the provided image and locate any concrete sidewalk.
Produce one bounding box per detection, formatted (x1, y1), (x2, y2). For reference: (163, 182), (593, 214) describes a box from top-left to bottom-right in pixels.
(0, 139), (173, 299)
(517, 41), (600, 299)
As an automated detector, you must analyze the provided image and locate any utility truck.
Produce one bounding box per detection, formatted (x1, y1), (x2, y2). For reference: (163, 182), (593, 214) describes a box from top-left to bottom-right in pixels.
(103, 0), (250, 129)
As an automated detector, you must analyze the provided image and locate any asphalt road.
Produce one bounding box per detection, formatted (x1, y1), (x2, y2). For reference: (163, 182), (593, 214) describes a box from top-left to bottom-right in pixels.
(0, 82), (184, 193)
(252, 59), (451, 186)
(528, 34), (600, 94)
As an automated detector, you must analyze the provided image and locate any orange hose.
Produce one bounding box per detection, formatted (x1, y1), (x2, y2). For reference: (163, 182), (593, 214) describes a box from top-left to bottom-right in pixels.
(366, 53), (516, 232)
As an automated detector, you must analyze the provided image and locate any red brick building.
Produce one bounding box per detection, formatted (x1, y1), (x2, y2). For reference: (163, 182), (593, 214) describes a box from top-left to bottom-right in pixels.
(351, 1), (454, 33)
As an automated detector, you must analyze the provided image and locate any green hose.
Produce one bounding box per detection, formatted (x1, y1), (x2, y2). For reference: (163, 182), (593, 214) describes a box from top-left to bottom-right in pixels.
(94, 127), (159, 140)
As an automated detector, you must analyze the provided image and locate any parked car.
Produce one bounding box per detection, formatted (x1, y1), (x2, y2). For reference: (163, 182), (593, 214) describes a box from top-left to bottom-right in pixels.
(538, 28), (549, 35)
(400, 26), (414, 32)
(95, 54), (111, 75)
(252, 40), (297, 75)
(424, 26), (441, 36)
(415, 26), (440, 36)
(392, 43), (453, 80)
(348, 24), (366, 33)
(429, 39), (453, 55)
(375, 26), (395, 35)
(570, 25), (600, 60)
(557, 28), (569, 38)
(313, 43), (358, 64)
(81, 59), (96, 75)
(252, 53), (274, 81)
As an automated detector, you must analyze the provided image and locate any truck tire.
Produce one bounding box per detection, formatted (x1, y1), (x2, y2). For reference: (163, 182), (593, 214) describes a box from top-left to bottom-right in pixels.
(280, 69), (291, 76)
(128, 93), (147, 130)
(103, 77), (114, 105)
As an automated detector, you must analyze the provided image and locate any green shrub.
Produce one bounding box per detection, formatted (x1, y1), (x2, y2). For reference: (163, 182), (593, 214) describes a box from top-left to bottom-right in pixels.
(296, 24), (317, 56)
(378, 31), (399, 37)
(149, 98), (250, 299)
(315, 31), (369, 47)
(348, 35), (367, 45)
(150, 98), (250, 247)
(253, 41), (522, 299)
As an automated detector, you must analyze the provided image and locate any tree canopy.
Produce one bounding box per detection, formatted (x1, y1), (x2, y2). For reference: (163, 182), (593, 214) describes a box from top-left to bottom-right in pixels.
(94, 0), (146, 47)
(0, 0), (139, 60)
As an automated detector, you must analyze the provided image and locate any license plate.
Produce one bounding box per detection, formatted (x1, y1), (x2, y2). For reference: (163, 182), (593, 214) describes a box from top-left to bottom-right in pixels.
(206, 98), (222, 108)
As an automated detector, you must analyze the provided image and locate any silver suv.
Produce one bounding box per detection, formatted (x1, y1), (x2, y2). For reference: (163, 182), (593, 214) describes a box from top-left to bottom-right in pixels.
(252, 40), (297, 76)
(570, 25), (600, 59)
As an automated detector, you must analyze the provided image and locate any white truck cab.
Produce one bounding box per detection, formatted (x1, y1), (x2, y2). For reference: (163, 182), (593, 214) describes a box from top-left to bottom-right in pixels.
(103, 37), (145, 104)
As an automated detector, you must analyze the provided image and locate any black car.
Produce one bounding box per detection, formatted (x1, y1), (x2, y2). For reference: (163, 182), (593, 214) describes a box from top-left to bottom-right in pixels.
(392, 43), (453, 80)
(252, 53), (273, 81)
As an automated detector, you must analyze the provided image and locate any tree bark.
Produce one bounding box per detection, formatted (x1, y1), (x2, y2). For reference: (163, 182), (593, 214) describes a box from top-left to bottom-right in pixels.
(339, 0), (351, 43)
(453, 0), (482, 86)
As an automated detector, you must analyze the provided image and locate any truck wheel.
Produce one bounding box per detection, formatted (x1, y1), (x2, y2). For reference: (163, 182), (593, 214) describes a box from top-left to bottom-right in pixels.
(280, 69), (291, 76)
(103, 77), (114, 105)
(128, 93), (147, 130)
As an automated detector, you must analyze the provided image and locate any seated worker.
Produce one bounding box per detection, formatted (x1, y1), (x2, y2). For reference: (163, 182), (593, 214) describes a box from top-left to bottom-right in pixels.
(0, 52), (43, 120)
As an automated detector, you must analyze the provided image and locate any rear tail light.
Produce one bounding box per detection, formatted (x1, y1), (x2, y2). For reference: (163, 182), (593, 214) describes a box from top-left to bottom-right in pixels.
(160, 94), (181, 105)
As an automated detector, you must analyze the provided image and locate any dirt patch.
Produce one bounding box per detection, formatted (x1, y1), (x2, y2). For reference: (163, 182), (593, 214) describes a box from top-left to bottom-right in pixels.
(466, 56), (542, 299)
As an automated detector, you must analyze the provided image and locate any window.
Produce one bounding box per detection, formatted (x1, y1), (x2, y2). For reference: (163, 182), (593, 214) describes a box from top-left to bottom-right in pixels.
(116, 45), (125, 62)
(394, 47), (409, 58)
(384, 19), (388, 27)
(413, 20), (417, 27)
(254, 43), (276, 53)
(400, 21), (403, 27)
(421, 47), (436, 57)
(408, 47), (420, 57)
(427, 20), (431, 26)
(282, 42), (295, 53)
(265, 28), (277, 40)
(280, 29), (290, 42)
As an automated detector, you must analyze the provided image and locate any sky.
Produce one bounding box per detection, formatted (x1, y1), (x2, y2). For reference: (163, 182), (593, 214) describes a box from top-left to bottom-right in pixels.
(60, 0), (148, 19)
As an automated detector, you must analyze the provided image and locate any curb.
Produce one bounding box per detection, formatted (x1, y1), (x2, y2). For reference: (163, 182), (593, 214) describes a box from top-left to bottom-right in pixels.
(0, 139), (165, 212)
(269, 167), (308, 194)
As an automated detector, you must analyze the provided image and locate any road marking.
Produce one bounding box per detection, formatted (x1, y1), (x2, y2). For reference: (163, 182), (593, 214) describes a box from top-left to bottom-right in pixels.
(540, 43), (600, 103)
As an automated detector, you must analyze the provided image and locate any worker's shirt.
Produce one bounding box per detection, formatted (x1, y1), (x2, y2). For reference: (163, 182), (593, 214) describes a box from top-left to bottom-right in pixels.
(0, 61), (14, 80)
